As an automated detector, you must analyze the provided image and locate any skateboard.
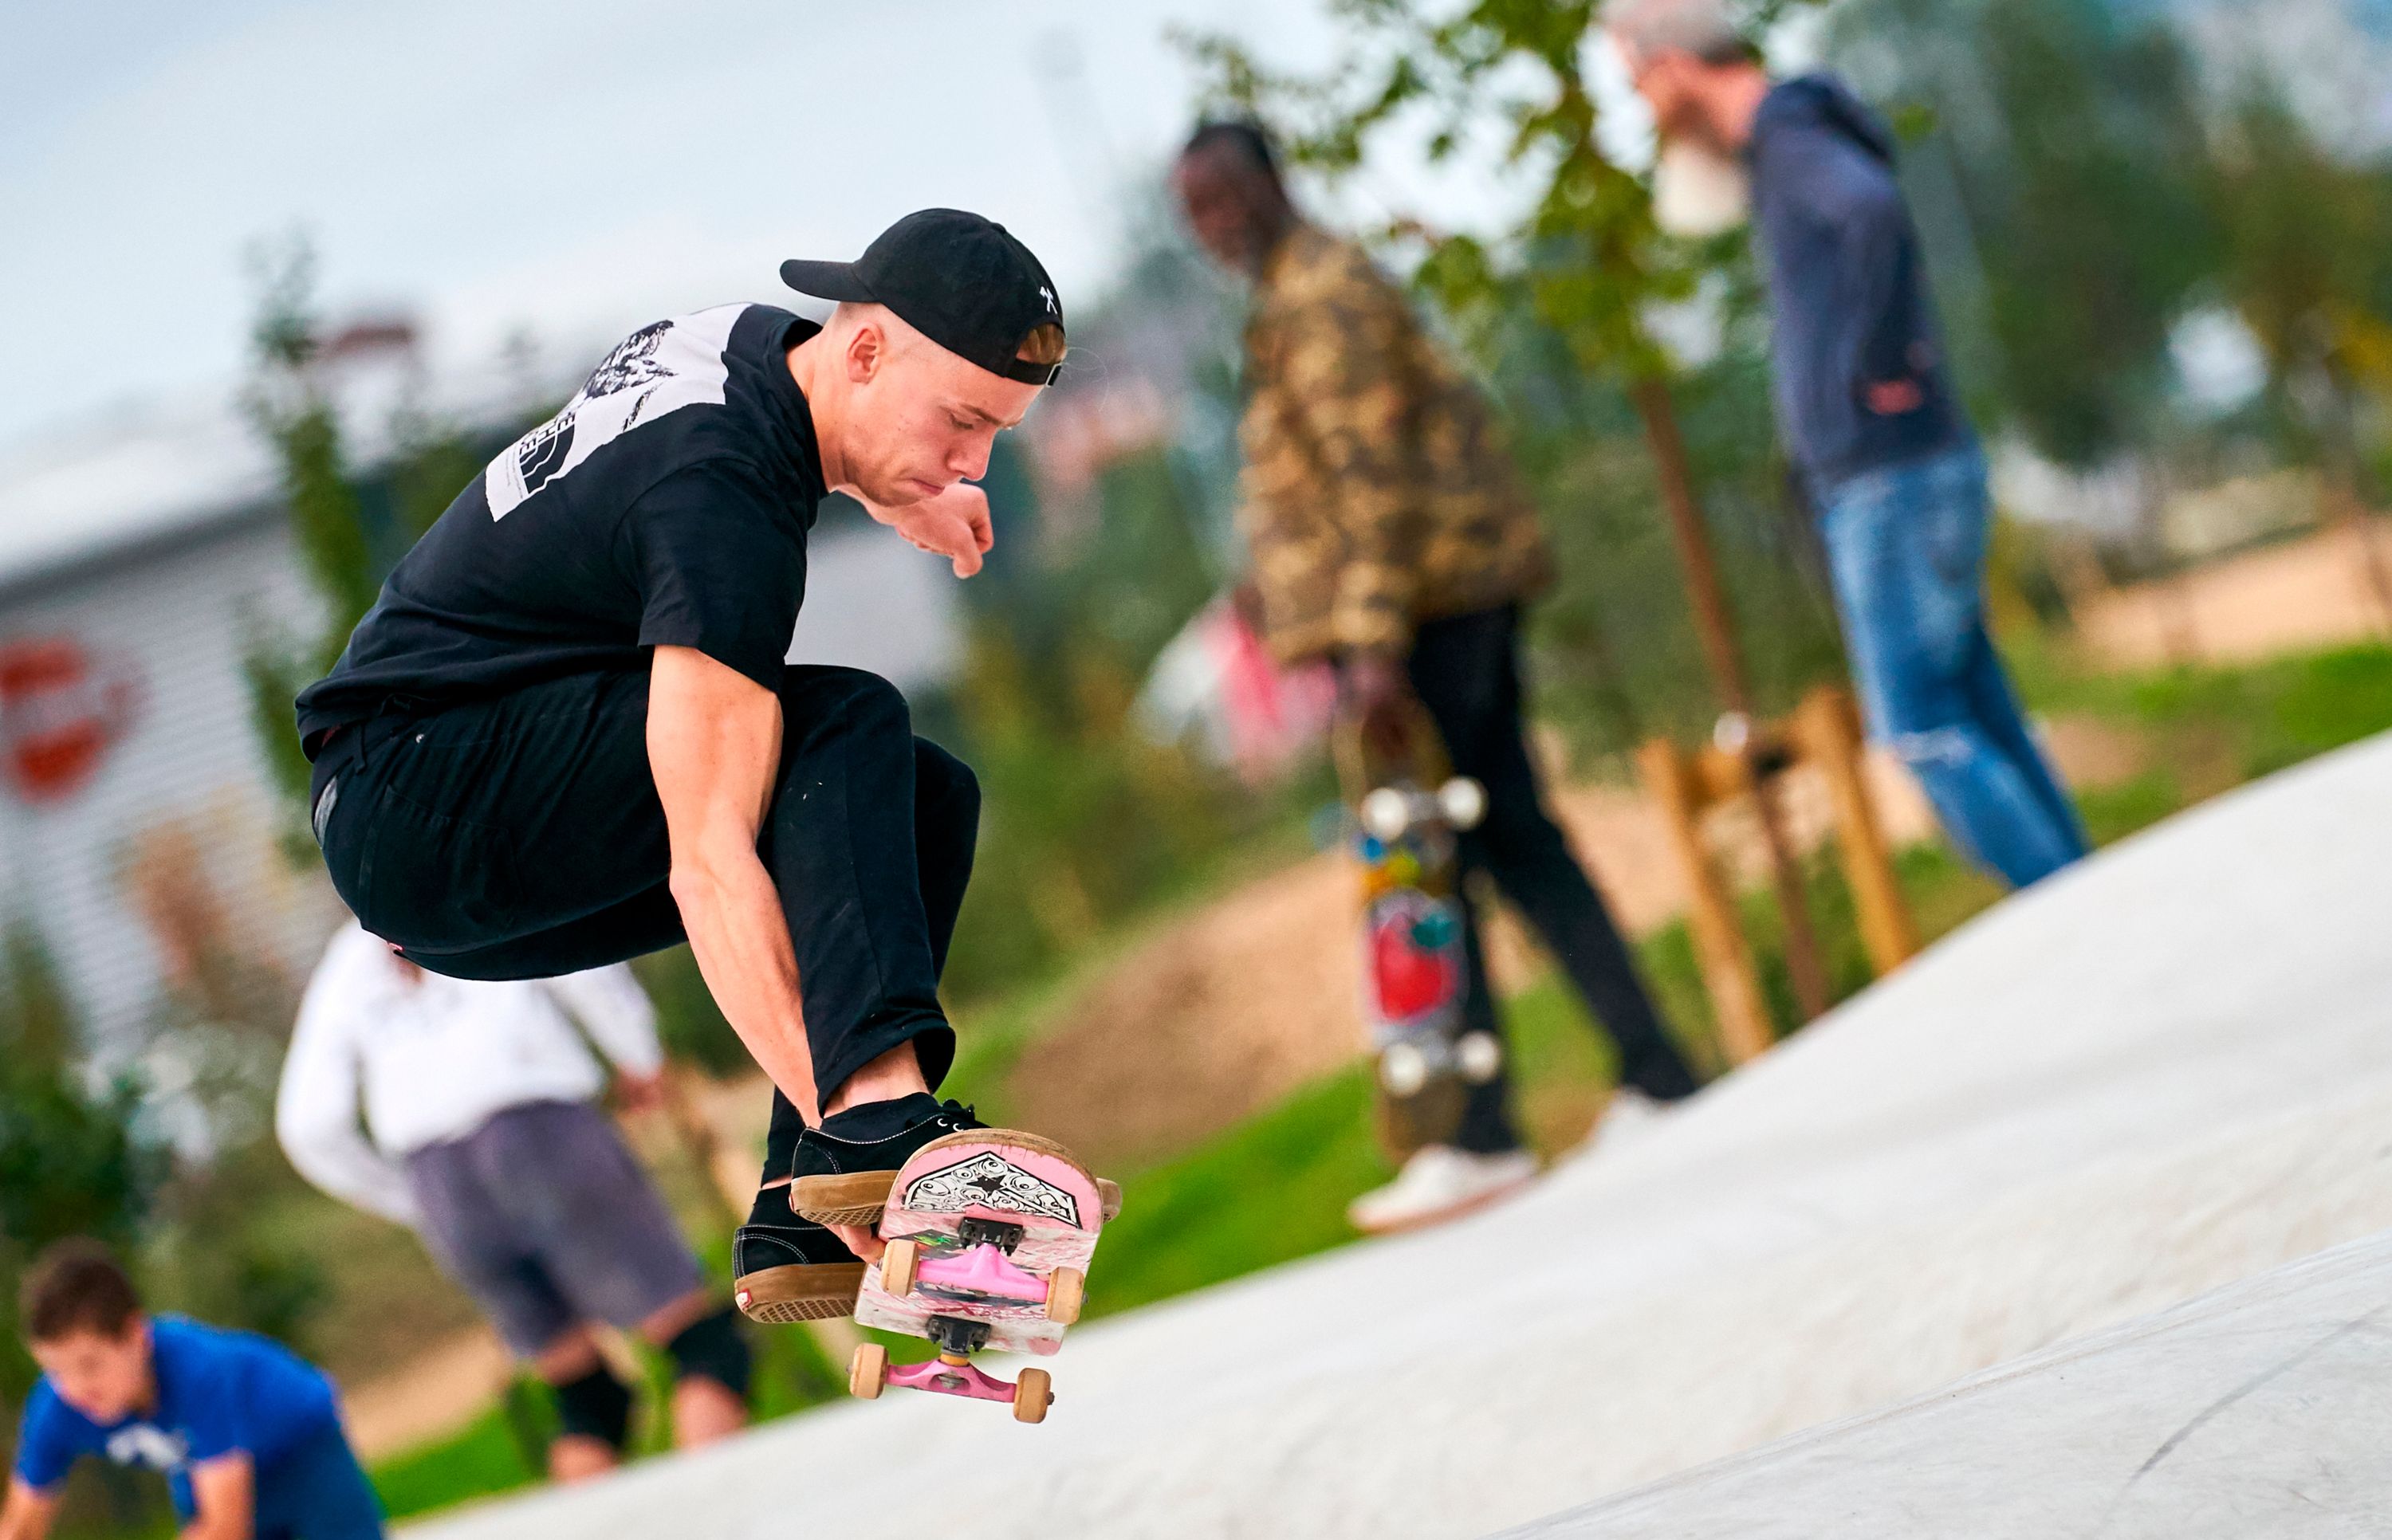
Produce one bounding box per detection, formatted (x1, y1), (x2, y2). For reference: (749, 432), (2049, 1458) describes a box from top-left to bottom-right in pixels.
(844, 1129), (1112, 1424)
(1334, 707), (1500, 1157)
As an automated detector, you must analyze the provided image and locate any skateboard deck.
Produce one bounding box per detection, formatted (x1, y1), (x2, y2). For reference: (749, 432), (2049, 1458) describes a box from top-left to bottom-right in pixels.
(1335, 708), (1500, 1157)
(846, 1129), (1109, 1424)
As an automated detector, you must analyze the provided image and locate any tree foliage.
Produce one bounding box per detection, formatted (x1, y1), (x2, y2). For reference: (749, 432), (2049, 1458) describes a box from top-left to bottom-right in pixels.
(2207, 83), (2392, 486)
(1834, 0), (2218, 469)
(1181, 0), (1723, 383)
(239, 238), (494, 817)
(0, 929), (167, 1412)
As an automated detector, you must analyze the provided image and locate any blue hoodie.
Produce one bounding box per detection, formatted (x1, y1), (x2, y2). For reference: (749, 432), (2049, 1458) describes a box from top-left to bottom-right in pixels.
(1747, 74), (1973, 492)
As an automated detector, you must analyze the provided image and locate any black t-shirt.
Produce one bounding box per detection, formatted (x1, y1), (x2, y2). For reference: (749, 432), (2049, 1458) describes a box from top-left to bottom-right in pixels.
(295, 304), (826, 748)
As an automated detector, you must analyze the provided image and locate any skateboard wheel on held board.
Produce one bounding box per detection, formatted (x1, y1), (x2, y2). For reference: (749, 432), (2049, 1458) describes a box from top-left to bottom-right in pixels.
(1360, 787), (1412, 841)
(1045, 1267), (1084, 1325)
(849, 1342), (887, 1401)
(1013, 1368), (1052, 1424)
(1456, 1030), (1503, 1083)
(1380, 1041), (1431, 1097)
(1438, 776), (1486, 831)
(880, 1238), (920, 1298)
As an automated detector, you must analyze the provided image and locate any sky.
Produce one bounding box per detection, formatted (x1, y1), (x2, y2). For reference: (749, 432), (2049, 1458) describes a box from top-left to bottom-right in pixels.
(0, 0), (1395, 458)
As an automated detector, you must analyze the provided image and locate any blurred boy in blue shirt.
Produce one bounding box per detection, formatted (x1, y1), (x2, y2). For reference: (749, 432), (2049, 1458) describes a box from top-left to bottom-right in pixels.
(0, 1239), (383, 1540)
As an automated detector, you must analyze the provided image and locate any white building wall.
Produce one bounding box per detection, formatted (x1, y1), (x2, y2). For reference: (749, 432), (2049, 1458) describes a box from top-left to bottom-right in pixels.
(0, 516), (334, 1055)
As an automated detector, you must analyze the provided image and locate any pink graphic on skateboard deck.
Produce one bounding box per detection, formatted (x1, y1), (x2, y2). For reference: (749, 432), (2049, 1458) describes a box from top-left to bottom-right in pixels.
(853, 1130), (1105, 1357)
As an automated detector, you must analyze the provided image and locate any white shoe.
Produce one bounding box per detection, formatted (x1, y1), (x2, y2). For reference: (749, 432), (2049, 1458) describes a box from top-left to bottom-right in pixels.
(1347, 1145), (1540, 1235)
(1583, 1087), (1674, 1157)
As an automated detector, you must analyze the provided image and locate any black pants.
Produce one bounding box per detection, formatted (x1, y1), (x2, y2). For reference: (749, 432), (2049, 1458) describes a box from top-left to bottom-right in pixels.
(310, 665), (977, 1185)
(1404, 607), (1698, 1152)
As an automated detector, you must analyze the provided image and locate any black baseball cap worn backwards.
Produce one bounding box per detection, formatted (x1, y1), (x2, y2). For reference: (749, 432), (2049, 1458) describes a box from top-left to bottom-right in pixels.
(781, 210), (1065, 386)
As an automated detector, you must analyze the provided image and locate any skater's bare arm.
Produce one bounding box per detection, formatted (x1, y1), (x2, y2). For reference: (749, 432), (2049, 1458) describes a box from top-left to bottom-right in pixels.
(179, 1456), (251, 1540)
(649, 645), (823, 1123)
(0, 1478), (61, 1540)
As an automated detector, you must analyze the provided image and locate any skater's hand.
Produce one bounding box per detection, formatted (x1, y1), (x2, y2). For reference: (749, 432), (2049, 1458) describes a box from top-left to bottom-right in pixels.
(864, 482), (994, 577)
(1865, 377), (1925, 414)
(1342, 651), (1415, 762)
(612, 1069), (667, 1116)
(828, 1220), (885, 1263)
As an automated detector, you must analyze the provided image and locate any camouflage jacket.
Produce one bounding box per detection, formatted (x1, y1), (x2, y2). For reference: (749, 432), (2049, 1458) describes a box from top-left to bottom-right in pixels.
(1237, 225), (1552, 664)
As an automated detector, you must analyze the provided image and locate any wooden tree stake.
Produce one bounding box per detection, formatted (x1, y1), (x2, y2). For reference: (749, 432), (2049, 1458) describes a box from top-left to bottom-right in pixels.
(1635, 739), (1773, 1067)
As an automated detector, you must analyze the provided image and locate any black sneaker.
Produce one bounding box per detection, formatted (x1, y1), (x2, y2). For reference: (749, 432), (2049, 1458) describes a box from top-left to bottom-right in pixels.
(731, 1191), (865, 1325)
(788, 1094), (986, 1228)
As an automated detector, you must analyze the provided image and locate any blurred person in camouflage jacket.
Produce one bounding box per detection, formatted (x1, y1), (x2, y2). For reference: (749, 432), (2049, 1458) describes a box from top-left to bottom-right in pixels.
(1174, 122), (1702, 1233)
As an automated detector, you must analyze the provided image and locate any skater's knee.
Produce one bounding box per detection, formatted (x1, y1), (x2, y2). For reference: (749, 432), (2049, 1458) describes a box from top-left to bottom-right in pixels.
(529, 1326), (602, 1384)
(914, 740), (980, 828)
(660, 1304), (753, 1400)
(548, 1359), (633, 1452)
(779, 666), (910, 734)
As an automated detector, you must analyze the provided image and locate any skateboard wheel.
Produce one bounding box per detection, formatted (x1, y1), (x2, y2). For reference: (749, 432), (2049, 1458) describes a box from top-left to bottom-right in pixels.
(1045, 1267), (1085, 1325)
(849, 1342), (887, 1401)
(1097, 1177), (1123, 1221)
(881, 1237), (919, 1297)
(1013, 1367), (1052, 1424)
(1438, 776), (1486, 831)
(1381, 1042), (1430, 1097)
(1456, 1031), (1503, 1083)
(1360, 787), (1411, 841)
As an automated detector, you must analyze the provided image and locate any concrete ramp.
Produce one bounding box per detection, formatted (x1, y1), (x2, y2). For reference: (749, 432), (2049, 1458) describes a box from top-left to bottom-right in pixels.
(1502, 1228), (2392, 1538)
(411, 733), (2392, 1539)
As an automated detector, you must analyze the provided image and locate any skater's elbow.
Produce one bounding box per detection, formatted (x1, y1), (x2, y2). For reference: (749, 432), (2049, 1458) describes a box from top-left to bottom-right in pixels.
(667, 858), (727, 919)
(666, 843), (756, 922)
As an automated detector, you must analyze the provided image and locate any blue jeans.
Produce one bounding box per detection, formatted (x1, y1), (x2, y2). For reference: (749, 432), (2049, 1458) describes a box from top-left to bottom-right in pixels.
(1817, 446), (2087, 889)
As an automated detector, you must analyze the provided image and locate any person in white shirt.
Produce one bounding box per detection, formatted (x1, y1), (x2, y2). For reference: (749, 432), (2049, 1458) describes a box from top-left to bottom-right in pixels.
(277, 922), (749, 1483)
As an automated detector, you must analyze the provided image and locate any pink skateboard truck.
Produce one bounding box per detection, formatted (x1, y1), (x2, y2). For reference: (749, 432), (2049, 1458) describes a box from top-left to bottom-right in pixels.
(880, 1231), (1088, 1325)
(907, 1240), (1048, 1310)
(848, 1316), (1054, 1424)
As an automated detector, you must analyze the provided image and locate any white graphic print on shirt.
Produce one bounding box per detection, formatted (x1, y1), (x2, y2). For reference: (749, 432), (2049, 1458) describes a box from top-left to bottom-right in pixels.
(105, 1424), (190, 1473)
(486, 305), (743, 520)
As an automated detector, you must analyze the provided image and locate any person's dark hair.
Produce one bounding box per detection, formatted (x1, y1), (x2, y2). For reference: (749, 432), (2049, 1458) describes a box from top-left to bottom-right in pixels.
(21, 1238), (143, 1344)
(1182, 120), (1281, 182)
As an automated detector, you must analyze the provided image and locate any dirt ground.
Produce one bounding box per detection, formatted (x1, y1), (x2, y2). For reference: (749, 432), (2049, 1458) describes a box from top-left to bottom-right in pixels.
(2073, 524), (2392, 668)
(997, 746), (1959, 1171)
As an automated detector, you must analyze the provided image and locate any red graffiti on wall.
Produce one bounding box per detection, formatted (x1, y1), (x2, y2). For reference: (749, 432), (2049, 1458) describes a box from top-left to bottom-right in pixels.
(0, 638), (140, 803)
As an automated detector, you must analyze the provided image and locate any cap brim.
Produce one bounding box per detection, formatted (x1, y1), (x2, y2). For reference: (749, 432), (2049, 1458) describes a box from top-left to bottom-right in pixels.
(778, 259), (878, 302)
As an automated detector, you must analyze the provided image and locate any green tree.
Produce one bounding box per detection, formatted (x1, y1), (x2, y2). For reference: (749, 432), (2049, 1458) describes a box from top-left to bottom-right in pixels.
(2209, 85), (2392, 490)
(0, 929), (165, 1408)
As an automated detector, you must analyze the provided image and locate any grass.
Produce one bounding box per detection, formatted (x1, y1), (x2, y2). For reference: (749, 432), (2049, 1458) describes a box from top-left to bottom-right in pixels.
(372, 1406), (536, 1522)
(2020, 640), (2392, 816)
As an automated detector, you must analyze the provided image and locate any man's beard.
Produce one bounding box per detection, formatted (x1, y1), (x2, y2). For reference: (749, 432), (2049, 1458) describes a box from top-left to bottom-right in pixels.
(1652, 138), (1751, 238)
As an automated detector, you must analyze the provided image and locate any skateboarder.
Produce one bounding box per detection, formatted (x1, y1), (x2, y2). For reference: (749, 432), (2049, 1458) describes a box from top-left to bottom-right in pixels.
(1171, 124), (1702, 1233)
(276, 922), (748, 1481)
(0, 1240), (384, 1540)
(294, 209), (1068, 1322)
